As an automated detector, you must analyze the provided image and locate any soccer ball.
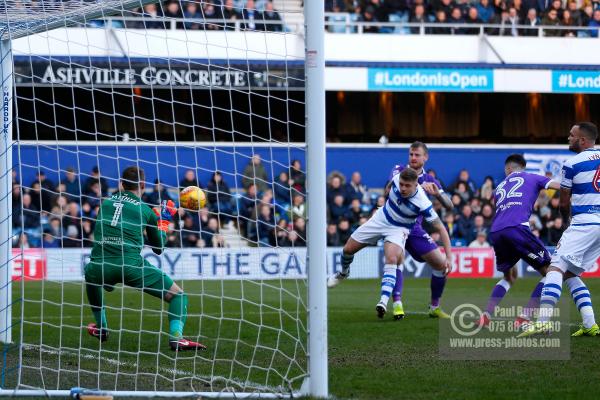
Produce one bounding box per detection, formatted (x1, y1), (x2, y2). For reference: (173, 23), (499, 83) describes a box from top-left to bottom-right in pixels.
(179, 186), (206, 210)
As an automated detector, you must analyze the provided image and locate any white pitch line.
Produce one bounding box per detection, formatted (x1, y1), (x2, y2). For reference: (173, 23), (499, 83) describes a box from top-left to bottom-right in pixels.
(20, 345), (292, 394)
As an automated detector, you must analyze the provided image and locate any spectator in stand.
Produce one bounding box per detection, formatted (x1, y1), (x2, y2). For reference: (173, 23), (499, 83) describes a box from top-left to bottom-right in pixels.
(326, 0), (346, 11)
(468, 229), (491, 248)
(329, 194), (349, 224)
(471, 214), (486, 239)
(327, 223), (342, 246)
(139, 3), (165, 29)
(62, 225), (81, 248)
(12, 183), (22, 230)
(271, 219), (289, 246)
(465, 7), (483, 35)
(410, 4), (427, 33)
(180, 169), (200, 189)
(345, 171), (368, 204)
(548, 0), (564, 19)
(431, 10), (452, 33)
(238, 182), (258, 222)
(561, 9), (578, 35)
(362, 5), (381, 33)
(256, 204), (275, 246)
(289, 159), (305, 193)
(454, 182), (472, 203)
(62, 167), (80, 202)
(494, 0), (508, 15)
(263, 1), (283, 31)
(82, 181), (102, 210)
(202, 217), (225, 247)
(326, 172), (347, 208)
(348, 198), (366, 226)
(479, 176), (495, 202)
(32, 170), (56, 213)
(337, 218), (352, 243)
(143, 179), (173, 206)
(162, 0), (184, 29)
(566, 0), (583, 26)
(546, 215), (564, 245)
(521, 7), (540, 35)
(181, 214), (200, 247)
(183, 1), (202, 30)
(488, 8), (510, 35)
(590, 9), (600, 37)
(443, 212), (458, 238)
(81, 219), (94, 248)
(63, 202), (81, 233)
(222, 0), (240, 30)
(512, 0), (527, 19)
(274, 171), (292, 206)
(449, 7), (466, 34)
(41, 229), (60, 249)
(202, 1), (224, 30)
(293, 217), (307, 244)
(456, 204), (475, 243)
(477, 0), (495, 22)
(290, 193), (306, 220)
(207, 171), (234, 223)
(506, 6), (521, 35)
(16, 232), (31, 249)
(166, 222), (181, 248)
(242, 154), (268, 192)
(469, 197), (482, 215)
(449, 169), (477, 195)
(279, 230), (304, 247)
(581, 5), (593, 28)
(19, 193), (41, 231)
(84, 166), (108, 197)
(436, 0), (456, 18)
(240, 0), (265, 30)
(481, 203), (494, 226)
(328, 1), (350, 33)
(542, 8), (562, 35)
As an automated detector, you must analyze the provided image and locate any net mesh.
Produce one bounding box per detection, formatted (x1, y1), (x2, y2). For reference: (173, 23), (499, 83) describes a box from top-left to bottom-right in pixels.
(2, 0), (309, 395)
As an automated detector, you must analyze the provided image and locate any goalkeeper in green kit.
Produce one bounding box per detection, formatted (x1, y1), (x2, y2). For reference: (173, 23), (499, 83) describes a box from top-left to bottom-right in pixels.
(84, 166), (206, 351)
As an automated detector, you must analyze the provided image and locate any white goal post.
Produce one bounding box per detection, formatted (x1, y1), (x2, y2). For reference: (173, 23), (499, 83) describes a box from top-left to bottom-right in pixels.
(0, 0), (327, 398)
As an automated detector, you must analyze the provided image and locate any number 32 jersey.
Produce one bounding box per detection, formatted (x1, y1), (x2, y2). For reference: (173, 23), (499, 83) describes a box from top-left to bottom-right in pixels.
(91, 191), (165, 262)
(490, 171), (551, 233)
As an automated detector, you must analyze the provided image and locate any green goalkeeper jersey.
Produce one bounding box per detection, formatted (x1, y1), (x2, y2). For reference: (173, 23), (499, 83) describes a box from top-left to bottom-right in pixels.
(90, 191), (166, 263)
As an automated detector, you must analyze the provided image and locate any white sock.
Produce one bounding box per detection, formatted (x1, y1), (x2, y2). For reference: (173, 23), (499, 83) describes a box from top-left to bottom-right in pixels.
(539, 271), (563, 322)
(566, 276), (596, 329)
(379, 264), (396, 305)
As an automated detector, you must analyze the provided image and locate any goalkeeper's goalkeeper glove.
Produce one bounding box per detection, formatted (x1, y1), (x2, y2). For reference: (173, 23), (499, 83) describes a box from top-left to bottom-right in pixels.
(153, 200), (177, 232)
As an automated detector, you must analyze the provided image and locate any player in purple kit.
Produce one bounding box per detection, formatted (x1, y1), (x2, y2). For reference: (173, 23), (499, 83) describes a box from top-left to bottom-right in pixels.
(479, 154), (561, 327)
(388, 142), (455, 319)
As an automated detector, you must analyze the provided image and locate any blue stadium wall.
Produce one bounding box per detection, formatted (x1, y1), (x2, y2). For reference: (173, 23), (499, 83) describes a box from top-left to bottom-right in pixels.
(15, 144), (570, 190)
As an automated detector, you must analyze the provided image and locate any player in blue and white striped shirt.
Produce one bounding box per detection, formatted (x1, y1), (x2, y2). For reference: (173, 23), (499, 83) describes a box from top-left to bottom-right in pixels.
(327, 168), (452, 318)
(520, 122), (600, 337)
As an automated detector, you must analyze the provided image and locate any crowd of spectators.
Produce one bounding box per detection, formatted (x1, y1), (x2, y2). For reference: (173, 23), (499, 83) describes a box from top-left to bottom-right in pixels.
(91, 0), (284, 32)
(12, 157), (565, 252)
(326, 0), (600, 37)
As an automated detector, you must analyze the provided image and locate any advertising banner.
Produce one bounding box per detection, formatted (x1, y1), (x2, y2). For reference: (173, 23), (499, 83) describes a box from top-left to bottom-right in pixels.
(367, 68), (494, 92)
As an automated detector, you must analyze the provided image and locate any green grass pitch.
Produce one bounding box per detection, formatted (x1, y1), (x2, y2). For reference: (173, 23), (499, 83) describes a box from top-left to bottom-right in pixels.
(4, 277), (600, 399)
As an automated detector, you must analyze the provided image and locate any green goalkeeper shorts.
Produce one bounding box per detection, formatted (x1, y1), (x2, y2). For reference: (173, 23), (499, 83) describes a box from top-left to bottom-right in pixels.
(84, 257), (175, 297)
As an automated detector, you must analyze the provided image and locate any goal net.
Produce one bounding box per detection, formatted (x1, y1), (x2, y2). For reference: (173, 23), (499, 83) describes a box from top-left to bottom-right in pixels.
(0, 0), (327, 397)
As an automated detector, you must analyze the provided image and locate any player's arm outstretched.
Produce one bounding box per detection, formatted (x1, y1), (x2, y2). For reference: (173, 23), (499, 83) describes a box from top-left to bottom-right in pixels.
(429, 217), (453, 275)
(147, 199), (177, 255)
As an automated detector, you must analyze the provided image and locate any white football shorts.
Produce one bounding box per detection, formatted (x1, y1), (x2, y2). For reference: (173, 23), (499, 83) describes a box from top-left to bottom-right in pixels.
(350, 208), (409, 248)
(551, 224), (600, 275)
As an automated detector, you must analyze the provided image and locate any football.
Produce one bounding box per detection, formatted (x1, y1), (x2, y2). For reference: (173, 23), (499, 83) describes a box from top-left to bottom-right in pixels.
(179, 186), (206, 210)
